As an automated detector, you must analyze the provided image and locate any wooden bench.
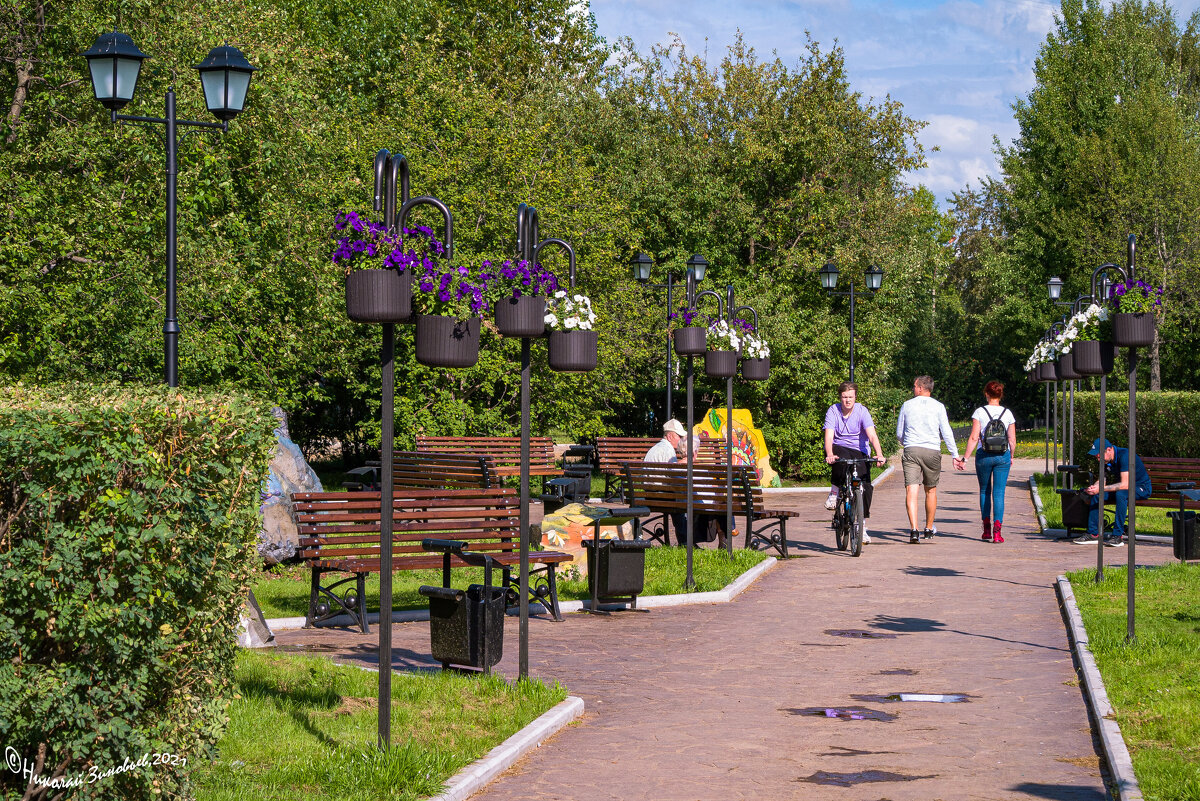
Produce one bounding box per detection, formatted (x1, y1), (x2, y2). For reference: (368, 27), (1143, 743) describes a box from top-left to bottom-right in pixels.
(415, 436), (560, 479)
(1139, 457), (1200, 508)
(596, 436), (725, 500)
(621, 463), (797, 558)
(391, 451), (500, 489)
(293, 487), (571, 632)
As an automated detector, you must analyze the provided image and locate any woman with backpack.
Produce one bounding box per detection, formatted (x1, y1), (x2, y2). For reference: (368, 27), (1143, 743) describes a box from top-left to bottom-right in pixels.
(954, 380), (1017, 543)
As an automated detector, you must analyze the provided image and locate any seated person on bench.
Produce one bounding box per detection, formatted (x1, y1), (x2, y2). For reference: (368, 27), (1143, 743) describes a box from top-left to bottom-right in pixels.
(1077, 437), (1152, 547)
(645, 419), (688, 544)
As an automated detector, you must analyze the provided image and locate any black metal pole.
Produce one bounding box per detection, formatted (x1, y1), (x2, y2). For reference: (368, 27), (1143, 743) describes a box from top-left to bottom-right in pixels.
(1053, 380), (1060, 490)
(726, 373), (734, 556)
(164, 89), (179, 387)
(1126, 233), (1138, 643)
(848, 283), (856, 383)
(378, 322), (394, 748)
(685, 355), (695, 588)
(519, 336), (531, 676)
(665, 273), (674, 423)
(1097, 373), (1106, 582)
(1069, 379), (1075, 478)
(1044, 382), (1050, 474)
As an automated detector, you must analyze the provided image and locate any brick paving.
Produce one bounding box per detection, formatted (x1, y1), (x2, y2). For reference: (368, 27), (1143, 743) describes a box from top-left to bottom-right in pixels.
(274, 458), (1174, 800)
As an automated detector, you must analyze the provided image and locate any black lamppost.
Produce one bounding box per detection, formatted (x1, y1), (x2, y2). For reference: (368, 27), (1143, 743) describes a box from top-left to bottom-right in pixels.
(633, 253), (707, 426)
(686, 269), (723, 588)
(83, 32), (256, 387)
(819, 262), (883, 382)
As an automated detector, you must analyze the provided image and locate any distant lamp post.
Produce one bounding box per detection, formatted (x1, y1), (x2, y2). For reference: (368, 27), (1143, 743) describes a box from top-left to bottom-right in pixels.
(635, 252), (708, 425)
(819, 261), (883, 382)
(83, 32), (257, 386)
(1047, 275), (1064, 302)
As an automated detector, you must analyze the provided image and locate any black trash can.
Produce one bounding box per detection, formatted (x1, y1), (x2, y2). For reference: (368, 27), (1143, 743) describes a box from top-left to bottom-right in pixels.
(419, 583), (506, 670)
(584, 538), (652, 603)
(1169, 510), (1199, 561)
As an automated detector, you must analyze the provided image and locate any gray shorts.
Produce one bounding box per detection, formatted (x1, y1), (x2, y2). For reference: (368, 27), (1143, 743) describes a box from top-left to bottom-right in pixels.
(902, 447), (943, 487)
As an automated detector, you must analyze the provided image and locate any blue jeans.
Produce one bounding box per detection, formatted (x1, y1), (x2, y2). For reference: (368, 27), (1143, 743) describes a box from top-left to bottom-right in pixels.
(975, 451), (1012, 523)
(1088, 482), (1153, 538)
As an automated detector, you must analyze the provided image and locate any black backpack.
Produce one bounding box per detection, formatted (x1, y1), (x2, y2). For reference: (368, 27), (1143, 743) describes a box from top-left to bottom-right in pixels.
(981, 407), (1009, 455)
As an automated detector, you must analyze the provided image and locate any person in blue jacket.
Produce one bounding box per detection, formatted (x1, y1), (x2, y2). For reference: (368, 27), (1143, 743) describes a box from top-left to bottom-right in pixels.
(1076, 438), (1152, 547)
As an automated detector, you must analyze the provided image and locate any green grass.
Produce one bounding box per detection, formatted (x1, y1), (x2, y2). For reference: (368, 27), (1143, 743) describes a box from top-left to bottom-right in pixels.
(192, 650), (566, 801)
(253, 546), (771, 619)
(1066, 563), (1200, 800)
(1032, 472), (1173, 535)
(1015, 428), (1064, 460)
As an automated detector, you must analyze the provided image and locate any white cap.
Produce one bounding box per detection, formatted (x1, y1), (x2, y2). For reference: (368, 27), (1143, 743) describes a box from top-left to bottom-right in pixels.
(663, 419), (686, 436)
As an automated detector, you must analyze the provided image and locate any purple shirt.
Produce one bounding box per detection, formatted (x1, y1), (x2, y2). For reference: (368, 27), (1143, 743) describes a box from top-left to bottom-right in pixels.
(824, 403), (875, 452)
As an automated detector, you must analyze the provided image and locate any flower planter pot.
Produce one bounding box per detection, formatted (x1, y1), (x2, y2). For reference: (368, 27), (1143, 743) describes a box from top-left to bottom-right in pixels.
(547, 330), (598, 372)
(705, 350), (738, 378)
(494, 295), (547, 338)
(345, 269), (411, 323)
(415, 315), (481, 368)
(1058, 351), (1082, 380)
(740, 356), (770, 381)
(1073, 340), (1114, 376)
(1036, 362), (1060, 382)
(673, 326), (706, 356)
(1113, 312), (1156, 348)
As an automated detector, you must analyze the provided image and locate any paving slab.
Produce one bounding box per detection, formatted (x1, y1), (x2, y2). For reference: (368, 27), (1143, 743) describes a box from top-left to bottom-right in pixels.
(275, 458), (1174, 800)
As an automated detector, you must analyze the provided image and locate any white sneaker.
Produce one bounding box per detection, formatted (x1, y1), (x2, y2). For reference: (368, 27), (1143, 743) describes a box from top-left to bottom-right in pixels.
(862, 529), (871, 544)
(824, 491), (839, 510)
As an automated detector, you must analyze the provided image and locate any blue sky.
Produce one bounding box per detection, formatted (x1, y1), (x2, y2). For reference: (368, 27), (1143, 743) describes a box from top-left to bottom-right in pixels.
(587, 0), (1199, 208)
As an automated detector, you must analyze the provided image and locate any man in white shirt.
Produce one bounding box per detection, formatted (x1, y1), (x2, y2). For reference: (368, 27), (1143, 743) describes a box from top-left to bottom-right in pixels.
(896, 375), (960, 544)
(645, 419), (686, 463)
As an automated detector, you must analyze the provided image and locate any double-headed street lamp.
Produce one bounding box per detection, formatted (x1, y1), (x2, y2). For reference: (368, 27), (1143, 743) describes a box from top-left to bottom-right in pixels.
(83, 32), (257, 386)
(633, 253), (707, 425)
(819, 262), (883, 382)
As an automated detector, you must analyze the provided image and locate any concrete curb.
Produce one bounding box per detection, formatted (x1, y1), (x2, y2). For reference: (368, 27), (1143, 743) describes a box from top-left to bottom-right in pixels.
(428, 695), (585, 801)
(266, 557), (778, 631)
(1029, 477), (1174, 545)
(1055, 576), (1143, 801)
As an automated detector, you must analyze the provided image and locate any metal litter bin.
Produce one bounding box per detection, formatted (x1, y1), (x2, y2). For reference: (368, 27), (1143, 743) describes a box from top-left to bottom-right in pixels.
(584, 537), (652, 601)
(1169, 511), (1198, 561)
(418, 539), (506, 671)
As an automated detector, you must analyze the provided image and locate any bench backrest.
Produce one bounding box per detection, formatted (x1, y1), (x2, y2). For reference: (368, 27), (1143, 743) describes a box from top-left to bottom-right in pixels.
(1141, 457), (1200, 506)
(416, 436), (556, 468)
(293, 488), (520, 562)
(391, 451), (499, 489)
(596, 436), (725, 474)
(622, 462), (757, 514)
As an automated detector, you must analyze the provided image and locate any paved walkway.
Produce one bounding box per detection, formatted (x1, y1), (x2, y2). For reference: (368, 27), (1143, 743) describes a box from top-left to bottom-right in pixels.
(275, 458), (1176, 800)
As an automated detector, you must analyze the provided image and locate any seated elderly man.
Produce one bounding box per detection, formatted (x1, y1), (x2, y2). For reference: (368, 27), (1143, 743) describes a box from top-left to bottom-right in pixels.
(645, 418), (686, 463)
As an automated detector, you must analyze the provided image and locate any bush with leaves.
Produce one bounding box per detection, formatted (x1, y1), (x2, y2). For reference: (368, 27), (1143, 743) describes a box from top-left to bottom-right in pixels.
(0, 383), (276, 800)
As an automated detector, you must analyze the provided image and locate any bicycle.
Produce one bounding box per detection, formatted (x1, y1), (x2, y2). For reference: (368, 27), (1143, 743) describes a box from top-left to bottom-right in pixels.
(831, 456), (877, 557)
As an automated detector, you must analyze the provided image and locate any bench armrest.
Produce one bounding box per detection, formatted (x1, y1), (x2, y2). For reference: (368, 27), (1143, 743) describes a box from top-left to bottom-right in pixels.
(1167, 481), (1197, 491)
(421, 538), (469, 555)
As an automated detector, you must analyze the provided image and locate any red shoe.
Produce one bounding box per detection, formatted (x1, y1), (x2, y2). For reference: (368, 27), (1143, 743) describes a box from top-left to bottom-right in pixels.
(992, 521), (1004, 544)
(982, 518), (992, 541)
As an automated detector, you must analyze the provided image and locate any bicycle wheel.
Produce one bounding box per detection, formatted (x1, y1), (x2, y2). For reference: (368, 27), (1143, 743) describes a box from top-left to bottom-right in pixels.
(849, 486), (864, 557)
(834, 499), (849, 551)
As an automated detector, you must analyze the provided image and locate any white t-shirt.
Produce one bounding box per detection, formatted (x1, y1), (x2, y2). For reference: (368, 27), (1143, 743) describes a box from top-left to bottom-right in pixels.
(972, 406), (1015, 453)
(644, 439), (678, 463)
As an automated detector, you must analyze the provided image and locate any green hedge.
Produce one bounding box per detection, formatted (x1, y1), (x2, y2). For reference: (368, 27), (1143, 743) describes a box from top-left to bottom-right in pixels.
(0, 384), (276, 800)
(1070, 391), (1200, 458)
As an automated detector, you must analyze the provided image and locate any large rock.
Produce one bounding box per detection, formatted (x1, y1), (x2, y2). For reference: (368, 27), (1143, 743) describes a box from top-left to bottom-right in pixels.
(258, 408), (323, 565)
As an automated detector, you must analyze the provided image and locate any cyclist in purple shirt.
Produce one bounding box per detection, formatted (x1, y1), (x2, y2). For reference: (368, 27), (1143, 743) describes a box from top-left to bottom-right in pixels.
(823, 382), (887, 541)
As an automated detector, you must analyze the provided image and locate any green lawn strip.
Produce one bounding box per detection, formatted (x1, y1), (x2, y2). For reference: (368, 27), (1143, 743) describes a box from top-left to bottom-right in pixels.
(192, 649), (567, 801)
(1032, 473), (1172, 536)
(254, 547), (771, 620)
(1065, 564), (1200, 799)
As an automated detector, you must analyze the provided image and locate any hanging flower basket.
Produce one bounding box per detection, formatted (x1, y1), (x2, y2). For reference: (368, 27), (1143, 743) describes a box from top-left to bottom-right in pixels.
(674, 326), (706, 356)
(740, 356), (770, 381)
(1036, 362), (1060, 382)
(1073, 340), (1114, 376)
(705, 350), (738, 378)
(548, 330), (598, 372)
(415, 315), (481, 368)
(1112, 312), (1156, 348)
(1058, 351), (1082, 380)
(494, 295), (547, 338)
(346, 269), (412, 323)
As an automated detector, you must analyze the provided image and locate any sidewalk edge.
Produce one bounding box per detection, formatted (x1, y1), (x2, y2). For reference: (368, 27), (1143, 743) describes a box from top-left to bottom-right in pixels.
(1055, 575), (1143, 801)
(427, 695), (585, 801)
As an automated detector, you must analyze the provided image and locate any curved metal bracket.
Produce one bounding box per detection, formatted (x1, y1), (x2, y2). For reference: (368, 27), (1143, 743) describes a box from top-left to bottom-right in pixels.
(534, 238), (576, 289)
(733, 303), (759, 332)
(398, 196), (454, 260)
(1089, 262), (1127, 302)
(695, 288), (724, 325)
(374, 150), (411, 231)
(516, 204), (539, 262)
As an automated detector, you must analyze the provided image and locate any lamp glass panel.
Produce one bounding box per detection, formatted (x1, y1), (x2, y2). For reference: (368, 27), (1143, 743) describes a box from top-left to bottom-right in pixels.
(224, 70), (251, 111)
(866, 268), (882, 290)
(690, 261), (706, 281)
(819, 267), (838, 290)
(88, 57), (115, 100)
(201, 70), (227, 112)
(1047, 276), (1063, 300)
(115, 58), (141, 100)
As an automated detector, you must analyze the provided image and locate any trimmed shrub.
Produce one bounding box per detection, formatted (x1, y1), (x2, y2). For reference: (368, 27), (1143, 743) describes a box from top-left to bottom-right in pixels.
(0, 384), (276, 800)
(1070, 391), (1200, 458)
